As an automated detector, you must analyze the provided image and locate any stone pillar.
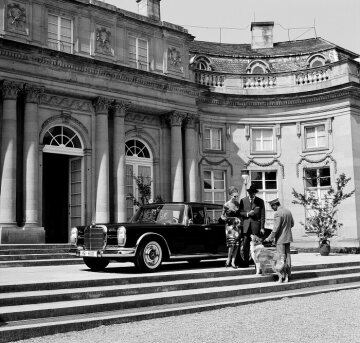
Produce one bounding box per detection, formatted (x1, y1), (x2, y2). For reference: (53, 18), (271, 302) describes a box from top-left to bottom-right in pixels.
(0, 81), (21, 226)
(113, 101), (129, 223)
(23, 85), (43, 227)
(94, 97), (111, 223)
(184, 113), (199, 202)
(169, 111), (186, 202)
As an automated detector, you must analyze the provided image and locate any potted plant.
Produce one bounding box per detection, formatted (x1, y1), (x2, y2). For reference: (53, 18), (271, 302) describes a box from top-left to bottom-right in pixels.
(292, 173), (355, 255)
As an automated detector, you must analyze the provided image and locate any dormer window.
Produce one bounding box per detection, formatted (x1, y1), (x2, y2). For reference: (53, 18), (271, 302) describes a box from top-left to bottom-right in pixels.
(247, 60), (270, 74)
(191, 56), (212, 71)
(308, 55), (326, 68)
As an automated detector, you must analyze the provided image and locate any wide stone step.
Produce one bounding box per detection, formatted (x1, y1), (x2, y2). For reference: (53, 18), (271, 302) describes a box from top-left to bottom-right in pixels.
(0, 253), (76, 261)
(0, 248), (72, 255)
(1, 280), (359, 343)
(1, 265), (360, 307)
(0, 244), (72, 251)
(2, 270), (360, 322)
(0, 258), (83, 268)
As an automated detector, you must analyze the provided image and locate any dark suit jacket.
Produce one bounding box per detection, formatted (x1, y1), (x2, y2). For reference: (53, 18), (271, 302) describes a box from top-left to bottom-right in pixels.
(239, 196), (265, 235)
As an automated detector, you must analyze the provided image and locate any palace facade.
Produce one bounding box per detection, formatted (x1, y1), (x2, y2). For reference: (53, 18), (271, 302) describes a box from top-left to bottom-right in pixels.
(0, 0), (359, 248)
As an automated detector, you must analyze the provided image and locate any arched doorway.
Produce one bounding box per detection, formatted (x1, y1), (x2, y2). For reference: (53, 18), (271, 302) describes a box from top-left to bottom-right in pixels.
(125, 139), (153, 220)
(42, 125), (84, 243)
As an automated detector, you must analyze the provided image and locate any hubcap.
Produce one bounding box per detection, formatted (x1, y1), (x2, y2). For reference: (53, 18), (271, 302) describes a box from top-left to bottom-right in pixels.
(143, 242), (162, 268)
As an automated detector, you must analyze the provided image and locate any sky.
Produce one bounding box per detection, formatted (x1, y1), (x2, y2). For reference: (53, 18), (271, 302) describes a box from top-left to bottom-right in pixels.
(103, 0), (360, 59)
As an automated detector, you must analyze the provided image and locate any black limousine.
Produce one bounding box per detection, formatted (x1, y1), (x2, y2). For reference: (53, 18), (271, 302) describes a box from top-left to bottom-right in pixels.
(71, 202), (229, 272)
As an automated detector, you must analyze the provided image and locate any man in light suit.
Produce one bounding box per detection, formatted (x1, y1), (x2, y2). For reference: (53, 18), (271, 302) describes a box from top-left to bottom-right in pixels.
(239, 184), (265, 267)
(264, 198), (294, 275)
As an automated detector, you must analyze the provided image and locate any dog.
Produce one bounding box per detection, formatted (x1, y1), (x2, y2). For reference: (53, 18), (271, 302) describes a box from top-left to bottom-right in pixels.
(250, 234), (290, 283)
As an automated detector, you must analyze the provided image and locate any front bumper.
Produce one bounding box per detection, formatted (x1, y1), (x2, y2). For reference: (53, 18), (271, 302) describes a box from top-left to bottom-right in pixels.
(74, 247), (136, 258)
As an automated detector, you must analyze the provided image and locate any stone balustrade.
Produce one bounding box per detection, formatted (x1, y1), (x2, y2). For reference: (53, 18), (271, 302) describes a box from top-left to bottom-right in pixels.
(192, 60), (358, 95)
(295, 66), (330, 85)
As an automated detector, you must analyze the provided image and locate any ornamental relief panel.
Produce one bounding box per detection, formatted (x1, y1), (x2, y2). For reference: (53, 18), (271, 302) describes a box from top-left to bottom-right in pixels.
(95, 26), (114, 56)
(7, 1), (28, 34)
(167, 47), (183, 73)
(39, 94), (93, 113)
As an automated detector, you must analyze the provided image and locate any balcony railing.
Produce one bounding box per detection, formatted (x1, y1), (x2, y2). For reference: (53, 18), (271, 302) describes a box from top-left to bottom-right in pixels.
(192, 61), (359, 95)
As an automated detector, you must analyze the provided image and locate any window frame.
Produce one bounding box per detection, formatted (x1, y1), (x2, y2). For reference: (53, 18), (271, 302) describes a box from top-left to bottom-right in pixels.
(47, 13), (73, 54)
(250, 127), (275, 154)
(302, 122), (328, 152)
(249, 170), (278, 229)
(203, 127), (223, 152)
(202, 169), (227, 206)
(128, 35), (149, 71)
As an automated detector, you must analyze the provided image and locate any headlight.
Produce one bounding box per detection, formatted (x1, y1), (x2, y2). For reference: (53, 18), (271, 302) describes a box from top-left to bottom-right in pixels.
(70, 227), (78, 245)
(117, 226), (126, 246)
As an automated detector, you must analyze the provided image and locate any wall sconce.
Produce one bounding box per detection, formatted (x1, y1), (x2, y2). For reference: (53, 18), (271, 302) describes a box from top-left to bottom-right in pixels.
(241, 169), (250, 186)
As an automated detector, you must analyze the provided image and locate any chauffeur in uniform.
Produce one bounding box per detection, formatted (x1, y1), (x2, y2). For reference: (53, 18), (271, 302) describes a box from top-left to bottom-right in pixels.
(239, 184), (265, 267)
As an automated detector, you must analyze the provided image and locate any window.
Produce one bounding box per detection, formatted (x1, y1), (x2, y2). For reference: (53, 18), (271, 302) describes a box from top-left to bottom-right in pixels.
(203, 170), (226, 220)
(305, 125), (326, 149)
(309, 55), (325, 68)
(47, 14), (73, 53)
(204, 128), (222, 150)
(247, 61), (269, 74)
(304, 167), (331, 231)
(129, 36), (148, 71)
(304, 167), (331, 200)
(250, 171), (278, 228)
(251, 128), (274, 153)
(125, 139), (153, 219)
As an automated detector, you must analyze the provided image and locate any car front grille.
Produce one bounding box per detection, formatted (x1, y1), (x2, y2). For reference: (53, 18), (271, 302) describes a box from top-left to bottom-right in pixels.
(84, 226), (106, 250)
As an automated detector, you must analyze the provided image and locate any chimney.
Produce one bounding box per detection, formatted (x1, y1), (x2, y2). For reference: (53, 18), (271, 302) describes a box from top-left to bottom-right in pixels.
(251, 21), (274, 49)
(136, 0), (161, 21)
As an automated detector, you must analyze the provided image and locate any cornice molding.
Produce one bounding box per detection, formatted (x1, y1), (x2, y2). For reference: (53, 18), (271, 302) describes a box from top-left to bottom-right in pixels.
(0, 45), (201, 98)
(198, 85), (360, 108)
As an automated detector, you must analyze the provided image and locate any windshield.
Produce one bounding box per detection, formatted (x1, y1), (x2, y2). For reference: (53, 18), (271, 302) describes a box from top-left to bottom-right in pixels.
(131, 204), (185, 224)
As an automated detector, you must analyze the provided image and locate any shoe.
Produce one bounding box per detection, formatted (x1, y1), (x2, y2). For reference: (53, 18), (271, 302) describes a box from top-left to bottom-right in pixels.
(231, 264), (238, 269)
(225, 262), (230, 268)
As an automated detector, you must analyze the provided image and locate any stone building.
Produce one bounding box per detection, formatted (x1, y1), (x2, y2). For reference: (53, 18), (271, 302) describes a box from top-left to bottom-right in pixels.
(0, 0), (359, 249)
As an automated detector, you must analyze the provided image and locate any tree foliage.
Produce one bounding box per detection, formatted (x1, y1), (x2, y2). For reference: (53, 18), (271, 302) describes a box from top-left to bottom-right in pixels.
(292, 173), (355, 244)
(127, 174), (164, 207)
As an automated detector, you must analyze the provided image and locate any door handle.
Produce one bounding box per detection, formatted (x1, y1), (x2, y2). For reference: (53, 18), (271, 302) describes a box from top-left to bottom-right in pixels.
(204, 227), (212, 231)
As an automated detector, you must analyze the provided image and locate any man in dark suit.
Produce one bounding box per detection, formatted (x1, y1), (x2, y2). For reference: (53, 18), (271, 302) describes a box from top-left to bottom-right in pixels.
(239, 184), (265, 267)
(264, 198), (294, 276)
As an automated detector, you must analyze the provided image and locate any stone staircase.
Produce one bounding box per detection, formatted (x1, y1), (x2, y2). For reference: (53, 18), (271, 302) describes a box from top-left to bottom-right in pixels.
(0, 244), (82, 268)
(1, 260), (360, 342)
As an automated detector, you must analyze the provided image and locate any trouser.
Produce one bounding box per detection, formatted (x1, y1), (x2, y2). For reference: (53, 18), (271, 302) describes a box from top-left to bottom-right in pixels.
(276, 242), (291, 273)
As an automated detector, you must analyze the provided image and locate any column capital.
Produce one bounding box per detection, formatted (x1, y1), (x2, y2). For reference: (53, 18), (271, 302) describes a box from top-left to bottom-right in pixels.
(1, 80), (22, 100)
(24, 84), (44, 104)
(93, 97), (113, 114)
(167, 111), (187, 127)
(185, 112), (199, 129)
(113, 100), (131, 118)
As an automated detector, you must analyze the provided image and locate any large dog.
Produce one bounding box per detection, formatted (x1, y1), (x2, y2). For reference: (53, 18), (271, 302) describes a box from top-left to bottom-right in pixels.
(250, 234), (290, 283)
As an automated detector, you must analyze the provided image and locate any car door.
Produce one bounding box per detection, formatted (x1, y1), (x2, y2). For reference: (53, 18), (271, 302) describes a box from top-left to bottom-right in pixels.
(204, 205), (228, 254)
(185, 206), (207, 254)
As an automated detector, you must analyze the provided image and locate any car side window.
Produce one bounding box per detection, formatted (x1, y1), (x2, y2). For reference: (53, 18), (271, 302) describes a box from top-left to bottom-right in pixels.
(192, 207), (205, 224)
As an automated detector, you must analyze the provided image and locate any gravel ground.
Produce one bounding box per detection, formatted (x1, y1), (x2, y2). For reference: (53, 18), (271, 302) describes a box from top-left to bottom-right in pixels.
(14, 289), (360, 343)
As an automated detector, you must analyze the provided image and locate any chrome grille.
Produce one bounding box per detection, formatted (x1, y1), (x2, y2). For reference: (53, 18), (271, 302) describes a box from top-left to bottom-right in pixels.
(84, 226), (106, 250)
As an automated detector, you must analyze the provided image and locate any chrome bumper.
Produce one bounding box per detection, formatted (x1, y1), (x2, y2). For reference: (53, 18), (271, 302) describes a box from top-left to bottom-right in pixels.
(74, 247), (136, 258)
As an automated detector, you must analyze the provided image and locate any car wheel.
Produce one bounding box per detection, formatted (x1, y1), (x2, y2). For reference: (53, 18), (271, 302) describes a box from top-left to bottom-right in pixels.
(83, 257), (109, 271)
(135, 240), (163, 272)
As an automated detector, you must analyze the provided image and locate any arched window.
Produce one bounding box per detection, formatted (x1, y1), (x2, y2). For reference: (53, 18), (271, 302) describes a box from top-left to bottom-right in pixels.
(42, 125), (83, 156)
(125, 139), (153, 219)
(191, 55), (212, 71)
(247, 60), (269, 74)
(308, 55), (326, 68)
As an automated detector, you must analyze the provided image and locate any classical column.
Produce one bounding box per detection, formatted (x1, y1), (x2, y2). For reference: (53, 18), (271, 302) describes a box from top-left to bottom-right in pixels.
(0, 81), (21, 226)
(94, 97), (111, 223)
(169, 111), (186, 202)
(184, 113), (199, 202)
(23, 85), (43, 227)
(113, 100), (129, 222)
